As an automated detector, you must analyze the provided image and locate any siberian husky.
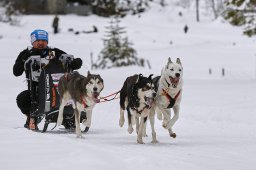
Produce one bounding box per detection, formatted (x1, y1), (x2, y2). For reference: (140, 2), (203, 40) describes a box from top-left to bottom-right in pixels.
(149, 57), (183, 143)
(119, 74), (156, 144)
(57, 71), (104, 138)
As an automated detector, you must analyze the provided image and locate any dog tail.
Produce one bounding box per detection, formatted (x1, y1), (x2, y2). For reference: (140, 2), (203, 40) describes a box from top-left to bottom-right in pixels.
(58, 74), (68, 97)
(155, 107), (163, 120)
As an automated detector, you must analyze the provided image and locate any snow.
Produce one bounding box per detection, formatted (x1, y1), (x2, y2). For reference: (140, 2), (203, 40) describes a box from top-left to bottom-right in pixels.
(1, 4), (256, 170)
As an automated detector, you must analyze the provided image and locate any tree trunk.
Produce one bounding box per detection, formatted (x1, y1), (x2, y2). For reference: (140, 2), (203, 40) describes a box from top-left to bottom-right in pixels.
(196, 0), (200, 22)
(211, 0), (218, 19)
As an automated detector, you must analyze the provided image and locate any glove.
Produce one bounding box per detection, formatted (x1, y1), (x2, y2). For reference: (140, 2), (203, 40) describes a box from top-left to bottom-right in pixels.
(29, 48), (42, 56)
(70, 58), (82, 70)
(29, 48), (49, 58)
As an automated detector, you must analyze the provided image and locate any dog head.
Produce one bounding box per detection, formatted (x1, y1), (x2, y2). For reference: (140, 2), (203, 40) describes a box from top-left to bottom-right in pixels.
(164, 57), (183, 88)
(84, 71), (104, 100)
(134, 74), (156, 108)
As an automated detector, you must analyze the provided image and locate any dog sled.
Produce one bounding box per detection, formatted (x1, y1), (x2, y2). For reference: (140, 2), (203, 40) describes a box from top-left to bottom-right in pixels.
(24, 54), (87, 132)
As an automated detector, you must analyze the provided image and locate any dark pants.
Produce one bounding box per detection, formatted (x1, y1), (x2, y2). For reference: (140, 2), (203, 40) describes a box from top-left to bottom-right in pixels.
(54, 26), (58, 34)
(16, 90), (31, 117)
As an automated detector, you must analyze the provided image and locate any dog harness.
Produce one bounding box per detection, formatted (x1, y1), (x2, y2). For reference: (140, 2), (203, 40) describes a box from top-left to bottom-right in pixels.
(132, 105), (150, 115)
(80, 96), (89, 108)
(162, 89), (181, 108)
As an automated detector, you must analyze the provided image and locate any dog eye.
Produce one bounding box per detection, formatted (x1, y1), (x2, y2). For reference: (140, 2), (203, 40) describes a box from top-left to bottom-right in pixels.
(179, 69), (182, 72)
(89, 81), (93, 84)
(170, 68), (174, 71)
(97, 81), (101, 84)
(142, 86), (150, 91)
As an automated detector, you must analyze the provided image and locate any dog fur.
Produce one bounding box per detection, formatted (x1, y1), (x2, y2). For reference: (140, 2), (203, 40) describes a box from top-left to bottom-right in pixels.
(57, 71), (104, 138)
(149, 57), (183, 143)
(119, 74), (156, 144)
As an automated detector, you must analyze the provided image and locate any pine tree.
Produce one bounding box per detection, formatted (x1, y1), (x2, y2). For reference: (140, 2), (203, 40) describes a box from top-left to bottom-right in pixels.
(92, 16), (144, 69)
(0, 1), (22, 25)
(224, 0), (256, 37)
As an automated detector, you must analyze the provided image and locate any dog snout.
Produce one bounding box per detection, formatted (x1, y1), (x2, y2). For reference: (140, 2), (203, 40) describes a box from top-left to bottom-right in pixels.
(93, 87), (98, 92)
(175, 73), (180, 78)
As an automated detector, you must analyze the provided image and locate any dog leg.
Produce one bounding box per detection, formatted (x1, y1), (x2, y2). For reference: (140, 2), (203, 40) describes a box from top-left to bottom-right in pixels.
(157, 106), (171, 129)
(137, 117), (146, 144)
(135, 115), (147, 136)
(128, 123), (134, 134)
(57, 99), (65, 126)
(142, 120), (148, 137)
(131, 114), (136, 126)
(162, 109), (171, 128)
(156, 106), (163, 120)
(149, 109), (158, 144)
(82, 110), (92, 128)
(74, 108), (82, 138)
(127, 108), (134, 134)
(166, 105), (180, 138)
(119, 108), (125, 127)
(136, 116), (139, 134)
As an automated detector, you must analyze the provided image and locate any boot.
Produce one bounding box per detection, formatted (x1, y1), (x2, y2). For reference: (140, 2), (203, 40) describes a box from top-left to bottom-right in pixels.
(28, 117), (38, 131)
(24, 116), (30, 128)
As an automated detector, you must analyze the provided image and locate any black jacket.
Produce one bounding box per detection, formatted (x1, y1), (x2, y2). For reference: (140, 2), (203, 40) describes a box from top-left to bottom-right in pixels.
(13, 46), (82, 78)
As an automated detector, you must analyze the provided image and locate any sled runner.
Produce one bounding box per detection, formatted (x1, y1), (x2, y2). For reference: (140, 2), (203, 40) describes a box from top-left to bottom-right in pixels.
(24, 54), (87, 132)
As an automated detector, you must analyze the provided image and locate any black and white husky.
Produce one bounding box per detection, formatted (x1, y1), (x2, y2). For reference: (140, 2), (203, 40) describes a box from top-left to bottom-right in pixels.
(119, 74), (156, 144)
(57, 71), (104, 138)
(149, 58), (183, 143)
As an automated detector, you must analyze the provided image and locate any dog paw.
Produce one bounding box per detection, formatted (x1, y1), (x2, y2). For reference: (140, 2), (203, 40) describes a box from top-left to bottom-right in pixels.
(84, 127), (90, 133)
(128, 127), (134, 134)
(162, 123), (167, 129)
(170, 133), (176, 138)
(151, 140), (159, 144)
(76, 133), (83, 138)
(137, 139), (145, 144)
(119, 118), (124, 127)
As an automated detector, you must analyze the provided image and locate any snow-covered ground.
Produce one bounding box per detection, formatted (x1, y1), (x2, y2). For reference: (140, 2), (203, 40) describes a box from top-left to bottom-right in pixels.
(0, 3), (256, 170)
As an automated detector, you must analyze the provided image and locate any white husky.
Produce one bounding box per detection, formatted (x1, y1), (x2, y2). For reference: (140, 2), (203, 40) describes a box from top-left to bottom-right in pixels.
(149, 57), (183, 143)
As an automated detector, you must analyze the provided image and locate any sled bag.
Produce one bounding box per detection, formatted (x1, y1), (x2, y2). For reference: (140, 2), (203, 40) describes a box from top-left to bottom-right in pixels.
(38, 60), (65, 114)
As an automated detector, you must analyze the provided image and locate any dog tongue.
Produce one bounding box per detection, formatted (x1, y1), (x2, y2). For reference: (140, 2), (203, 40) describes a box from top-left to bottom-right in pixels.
(92, 92), (100, 103)
(93, 92), (99, 98)
(170, 77), (179, 86)
(146, 98), (154, 107)
(94, 98), (100, 103)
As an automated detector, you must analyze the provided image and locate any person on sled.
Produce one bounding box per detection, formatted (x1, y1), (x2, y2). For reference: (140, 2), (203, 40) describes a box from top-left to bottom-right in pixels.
(13, 29), (82, 130)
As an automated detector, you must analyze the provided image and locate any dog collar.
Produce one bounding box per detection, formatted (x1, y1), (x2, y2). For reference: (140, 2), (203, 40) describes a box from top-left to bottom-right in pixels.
(165, 78), (171, 87)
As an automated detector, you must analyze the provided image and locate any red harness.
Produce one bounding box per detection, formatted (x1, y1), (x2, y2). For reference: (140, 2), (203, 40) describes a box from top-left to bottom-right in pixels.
(132, 105), (150, 114)
(162, 89), (181, 102)
(80, 96), (88, 108)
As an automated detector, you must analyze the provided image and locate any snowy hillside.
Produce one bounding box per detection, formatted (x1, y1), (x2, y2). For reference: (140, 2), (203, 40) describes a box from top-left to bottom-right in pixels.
(0, 4), (256, 170)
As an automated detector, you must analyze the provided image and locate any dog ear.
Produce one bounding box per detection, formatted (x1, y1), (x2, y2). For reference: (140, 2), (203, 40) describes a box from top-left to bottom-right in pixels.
(176, 58), (182, 65)
(135, 74), (143, 83)
(148, 74), (153, 80)
(87, 71), (91, 76)
(168, 57), (172, 64)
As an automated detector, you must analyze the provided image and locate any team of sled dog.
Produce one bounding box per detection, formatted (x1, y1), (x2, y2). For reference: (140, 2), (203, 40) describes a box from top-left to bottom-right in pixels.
(57, 57), (183, 144)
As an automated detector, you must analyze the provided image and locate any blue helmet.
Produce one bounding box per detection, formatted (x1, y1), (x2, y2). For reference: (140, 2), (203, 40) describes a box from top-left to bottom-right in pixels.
(30, 29), (48, 44)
